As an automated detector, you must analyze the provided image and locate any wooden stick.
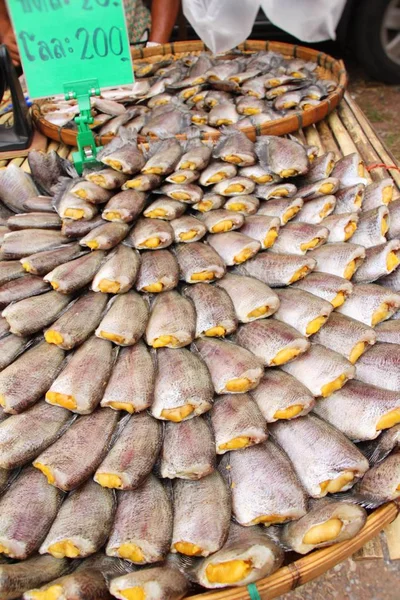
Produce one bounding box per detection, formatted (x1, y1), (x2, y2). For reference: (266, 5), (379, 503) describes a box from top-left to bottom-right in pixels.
(384, 512), (400, 560)
(47, 141), (60, 153)
(327, 110), (359, 157)
(20, 157), (31, 173)
(316, 120), (341, 160)
(186, 503), (398, 600)
(304, 125), (324, 156)
(9, 157), (25, 167)
(345, 92), (400, 190)
(58, 144), (70, 159)
(0, 160), (8, 168)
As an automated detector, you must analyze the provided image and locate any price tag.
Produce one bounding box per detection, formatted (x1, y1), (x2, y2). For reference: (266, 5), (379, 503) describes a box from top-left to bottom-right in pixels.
(6, 0), (134, 98)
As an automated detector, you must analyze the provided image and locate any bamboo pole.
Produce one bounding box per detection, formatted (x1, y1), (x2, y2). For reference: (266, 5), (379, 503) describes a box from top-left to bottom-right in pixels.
(316, 120), (341, 160)
(327, 111), (359, 157)
(304, 125), (324, 156)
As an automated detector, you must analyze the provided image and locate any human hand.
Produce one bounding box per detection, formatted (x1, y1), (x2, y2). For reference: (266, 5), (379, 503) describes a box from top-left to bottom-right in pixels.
(0, 25), (20, 65)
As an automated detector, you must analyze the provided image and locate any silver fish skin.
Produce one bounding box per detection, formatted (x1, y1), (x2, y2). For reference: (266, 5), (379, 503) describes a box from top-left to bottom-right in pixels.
(375, 319), (400, 344)
(135, 249), (179, 293)
(96, 292), (148, 346)
(44, 292), (108, 350)
(239, 214), (280, 249)
(109, 562), (189, 600)
(103, 190), (146, 223)
(157, 183), (203, 205)
(212, 177), (256, 197)
(213, 127), (256, 167)
(160, 416), (215, 479)
(144, 197), (186, 220)
(250, 369), (315, 422)
(190, 522), (283, 588)
(360, 424), (400, 465)
(0, 466), (63, 559)
(69, 180), (113, 205)
(355, 341), (400, 392)
(1, 229), (69, 260)
(85, 167), (129, 190)
(7, 212), (62, 231)
(0, 334), (29, 371)
(166, 169), (200, 185)
(99, 131), (146, 175)
(40, 479), (115, 558)
(362, 177), (395, 211)
(199, 161), (238, 186)
(312, 312), (376, 364)
(95, 412), (162, 489)
(269, 415), (369, 498)
(280, 498), (367, 555)
(220, 440), (307, 526)
(0, 274), (50, 308)
(336, 282), (400, 327)
(44, 251), (105, 294)
(257, 196), (304, 225)
(170, 215), (206, 244)
(152, 347), (213, 421)
(388, 198), (400, 240)
(176, 142), (212, 172)
(334, 183), (365, 214)
(352, 452), (400, 506)
(34, 408), (119, 491)
(61, 215), (105, 239)
(331, 152), (367, 188)
(207, 232), (261, 266)
(183, 282), (237, 338)
(46, 336), (114, 414)
(320, 212), (359, 243)
(0, 554), (70, 600)
(292, 271), (353, 308)
(101, 341), (155, 413)
(282, 343), (355, 398)
(210, 393), (267, 455)
(299, 152), (335, 184)
(0, 341), (65, 413)
(255, 182), (297, 201)
(122, 173), (162, 192)
(192, 337), (263, 395)
(292, 195), (336, 224)
(350, 206), (389, 248)
(236, 319), (309, 367)
(255, 136), (309, 178)
(127, 217), (174, 250)
(79, 222), (129, 251)
(146, 291), (195, 349)
(307, 242), (366, 280)
(208, 103), (240, 127)
(237, 251), (316, 287)
(142, 139), (183, 176)
(174, 241), (226, 283)
(171, 471), (231, 556)
(107, 474), (173, 564)
(272, 287), (333, 337)
(378, 266), (400, 292)
(313, 379), (400, 442)
(20, 243), (84, 276)
(0, 400), (73, 469)
(296, 177), (340, 201)
(352, 239), (400, 283)
(92, 245), (140, 294)
(271, 222), (329, 255)
(0, 260), (25, 286)
(224, 194), (259, 216)
(193, 192), (226, 212)
(0, 164), (39, 213)
(24, 566), (113, 600)
(198, 209), (244, 233)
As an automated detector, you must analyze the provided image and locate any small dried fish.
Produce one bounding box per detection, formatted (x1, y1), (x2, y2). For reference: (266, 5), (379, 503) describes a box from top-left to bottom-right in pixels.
(174, 241), (226, 283)
(85, 167), (129, 190)
(352, 240), (400, 283)
(1, 229), (69, 260)
(127, 217), (174, 250)
(362, 177), (394, 211)
(0, 554), (70, 600)
(207, 232), (261, 266)
(337, 283), (400, 326)
(92, 245), (140, 294)
(273, 287), (333, 336)
(255, 136), (309, 178)
(183, 283), (237, 338)
(135, 249), (179, 293)
(98, 129), (145, 175)
(122, 173), (162, 192)
(0, 334), (30, 371)
(237, 251), (316, 287)
(70, 180), (113, 204)
(224, 194), (259, 215)
(0, 260), (25, 286)
(61, 215), (105, 239)
(96, 292), (149, 346)
(292, 271), (353, 308)
(21, 243), (83, 276)
(213, 127), (256, 167)
(292, 195), (336, 224)
(102, 190), (146, 223)
(7, 212), (62, 231)
(375, 319), (400, 344)
(198, 209), (244, 233)
(2, 291), (71, 337)
(257, 196), (304, 225)
(271, 222), (329, 255)
(331, 153), (366, 187)
(79, 222), (129, 250)
(44, 251), (105, 294)
(355, 341), (400, 392)
(142, 139), (183, 176)
(334, 183), (365, 214)
(0, 164), (39, 213)
(109, 559), (189, 600)
(321, 212), (359, 243)
(308, 242), (365, 280)
(170, 215), (206, 243)
(350, 206), (389, 248)
(388, 198), (400, 240)
(146, 290), (196, 348)
(144, 197), (186, 220)
(0, 275), (50, 308)
(199, 161), (238, 186)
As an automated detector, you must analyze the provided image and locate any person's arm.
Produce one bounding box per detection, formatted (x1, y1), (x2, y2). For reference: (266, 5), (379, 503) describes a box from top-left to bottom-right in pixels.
(149, 0), (180, 44)
(0, 0), (20, 64)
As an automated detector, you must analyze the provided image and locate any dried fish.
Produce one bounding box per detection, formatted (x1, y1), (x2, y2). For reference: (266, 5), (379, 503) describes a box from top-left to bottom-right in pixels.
(257, 196), (304, 225)
(96, 292), (149, 346)
(92, 245), (140, 294)
(336, 283), (400, 326)
(102, 190), (146, 223)
(44, 251), (105, 294)
(237, 251), (316, 287)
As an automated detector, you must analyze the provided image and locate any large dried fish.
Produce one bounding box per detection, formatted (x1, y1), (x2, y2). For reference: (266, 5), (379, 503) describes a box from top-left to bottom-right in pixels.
(135, 249), (179, 293)
(0, 554), (70, 600)
(255, 136), (308, 178)
(0, 275), (50, 308)
(44, 251), (105, 294)
(1, 229), (69, 260)
(308, 242), (365, 280)
(355, 342), (400, 392)
(127, 217), (174, 250)
(92, 244), (140, 294)
(352, 240), (400, 283)
(273, 287), (333, 336)
(0, 164), (39, 213)
(174, 241), (226, 283)
(96, 292), (149, 346)
(103, 190), (146, 223)
(337, 283), (400, 327)
(183, 282), (237, 338)
(292, 271), (353, 308)
(21, 243), (83, 276)
(237, 251), (316, 287)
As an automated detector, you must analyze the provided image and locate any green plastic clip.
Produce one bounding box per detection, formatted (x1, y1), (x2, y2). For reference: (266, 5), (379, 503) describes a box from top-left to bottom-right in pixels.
(247, 583), (261, 600)
(64, 79), (103, 175)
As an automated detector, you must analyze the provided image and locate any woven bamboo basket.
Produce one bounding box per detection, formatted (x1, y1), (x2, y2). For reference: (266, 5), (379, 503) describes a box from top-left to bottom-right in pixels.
(31, 39), (348, 146)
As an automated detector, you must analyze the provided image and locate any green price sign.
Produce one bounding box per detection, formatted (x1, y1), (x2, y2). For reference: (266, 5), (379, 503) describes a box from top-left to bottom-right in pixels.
(7, 0), (134, 98)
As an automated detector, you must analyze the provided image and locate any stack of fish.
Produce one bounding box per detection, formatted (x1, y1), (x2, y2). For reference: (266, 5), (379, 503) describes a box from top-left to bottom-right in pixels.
(40, 50), (337, 137)
(0, 127), (399, 600)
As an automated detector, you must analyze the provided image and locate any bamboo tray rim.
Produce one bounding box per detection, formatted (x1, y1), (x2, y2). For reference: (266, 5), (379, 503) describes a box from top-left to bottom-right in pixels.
(186, 502), (398, 599)
(31, 39), (348, 147)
